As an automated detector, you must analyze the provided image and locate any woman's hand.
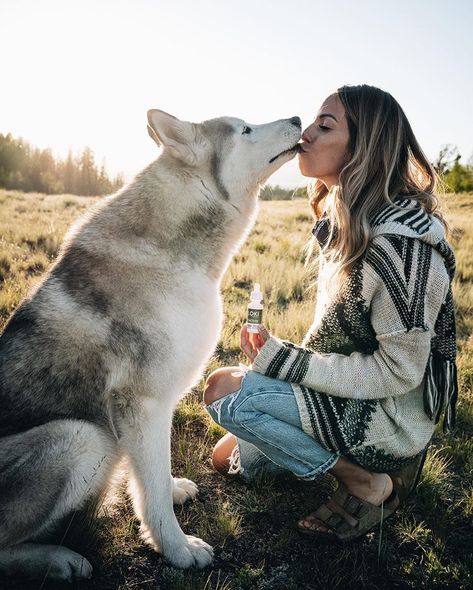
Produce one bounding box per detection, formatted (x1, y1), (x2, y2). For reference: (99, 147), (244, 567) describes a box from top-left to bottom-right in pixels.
(240, 323), (270, 362)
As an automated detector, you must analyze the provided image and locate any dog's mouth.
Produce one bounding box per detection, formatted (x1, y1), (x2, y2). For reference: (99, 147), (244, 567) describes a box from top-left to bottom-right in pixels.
(269, 143), (302, 164)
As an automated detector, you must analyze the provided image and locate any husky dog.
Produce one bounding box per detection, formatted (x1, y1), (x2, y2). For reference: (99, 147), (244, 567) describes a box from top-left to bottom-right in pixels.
(0, 110), (301, 581)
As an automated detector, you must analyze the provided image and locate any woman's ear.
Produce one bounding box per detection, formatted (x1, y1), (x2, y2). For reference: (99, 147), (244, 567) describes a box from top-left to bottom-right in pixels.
(147, 109), (196, 165)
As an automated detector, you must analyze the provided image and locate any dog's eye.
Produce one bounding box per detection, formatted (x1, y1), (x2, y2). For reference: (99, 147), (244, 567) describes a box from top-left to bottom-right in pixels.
(242, 126), (252, 135)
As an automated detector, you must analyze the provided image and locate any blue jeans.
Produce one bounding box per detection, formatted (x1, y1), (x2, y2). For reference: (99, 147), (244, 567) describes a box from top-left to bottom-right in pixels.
(205, 369), (338, 482)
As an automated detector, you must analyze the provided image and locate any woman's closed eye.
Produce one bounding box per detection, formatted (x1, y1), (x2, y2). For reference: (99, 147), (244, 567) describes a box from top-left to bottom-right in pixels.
(318, 124), (331, 131)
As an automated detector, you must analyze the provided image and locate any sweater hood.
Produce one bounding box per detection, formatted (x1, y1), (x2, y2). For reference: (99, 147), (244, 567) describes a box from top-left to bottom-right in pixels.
(369, 196), (446, 247)
(369, 196), (455, 279)
(312, 195), (455, 278)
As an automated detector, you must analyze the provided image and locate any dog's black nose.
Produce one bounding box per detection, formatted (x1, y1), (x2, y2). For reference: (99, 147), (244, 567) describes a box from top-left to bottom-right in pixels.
(290, 116), (301, 128)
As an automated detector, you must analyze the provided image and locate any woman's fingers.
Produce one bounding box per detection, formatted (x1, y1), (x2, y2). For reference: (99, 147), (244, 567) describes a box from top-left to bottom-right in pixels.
(240, 324), (270, 362)
(258, 324), (270, 343)
(250, 324), (269, 350)
(248, 331), (260, 353)
(240, 325), (257, 361)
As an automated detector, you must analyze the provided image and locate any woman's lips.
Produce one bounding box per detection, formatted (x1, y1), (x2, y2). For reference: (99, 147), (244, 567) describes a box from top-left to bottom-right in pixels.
(298, 142), (309, 153)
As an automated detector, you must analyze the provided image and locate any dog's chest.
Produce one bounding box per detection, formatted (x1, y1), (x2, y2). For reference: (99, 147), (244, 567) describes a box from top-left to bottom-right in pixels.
(145, 274), (223, 359)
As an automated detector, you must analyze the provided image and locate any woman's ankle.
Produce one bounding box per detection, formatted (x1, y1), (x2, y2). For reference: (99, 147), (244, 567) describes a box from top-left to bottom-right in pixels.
(330, 457), (392, 504)
(330, 456), (371, 485)
(343, 472), (392, 505)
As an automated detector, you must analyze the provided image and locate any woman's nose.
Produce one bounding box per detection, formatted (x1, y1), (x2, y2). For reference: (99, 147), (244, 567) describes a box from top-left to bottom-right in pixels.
(301, 128), (312, 143)
(302, 122), (317, 142)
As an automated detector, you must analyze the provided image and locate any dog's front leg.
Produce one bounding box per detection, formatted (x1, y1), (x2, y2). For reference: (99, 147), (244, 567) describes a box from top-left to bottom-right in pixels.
(120, 397), (213, 569)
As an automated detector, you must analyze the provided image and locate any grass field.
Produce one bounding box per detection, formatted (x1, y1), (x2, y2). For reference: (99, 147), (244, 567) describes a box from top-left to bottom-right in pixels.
(0, 188), (472, 590)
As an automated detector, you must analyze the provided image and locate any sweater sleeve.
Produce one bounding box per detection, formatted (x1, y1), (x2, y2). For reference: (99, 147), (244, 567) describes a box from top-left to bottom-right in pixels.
(251, 236), (450, 400)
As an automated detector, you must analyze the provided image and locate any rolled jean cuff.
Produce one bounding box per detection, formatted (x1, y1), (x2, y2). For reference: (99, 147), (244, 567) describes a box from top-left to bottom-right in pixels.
(296, 452), (339, 481)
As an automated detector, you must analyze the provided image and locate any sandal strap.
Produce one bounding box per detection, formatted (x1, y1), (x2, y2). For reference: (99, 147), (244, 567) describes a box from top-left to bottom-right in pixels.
(343, 494), (364, 517)
(313, 497), (357, 531)
(326, 513), (345, 528)
(314, 504), (335, 523)
(331, 484), (350, 506)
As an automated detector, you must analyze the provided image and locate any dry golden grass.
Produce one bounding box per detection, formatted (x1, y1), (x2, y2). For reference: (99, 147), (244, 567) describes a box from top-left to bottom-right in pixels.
(0, 189), (472, 590)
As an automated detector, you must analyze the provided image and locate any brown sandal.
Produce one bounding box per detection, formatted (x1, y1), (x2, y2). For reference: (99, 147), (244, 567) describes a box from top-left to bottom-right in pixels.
(297, 482), (399, 543)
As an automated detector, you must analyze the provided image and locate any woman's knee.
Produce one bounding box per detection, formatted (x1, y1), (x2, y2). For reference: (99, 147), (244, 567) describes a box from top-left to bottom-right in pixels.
(227, 389), (262, 425)
(203, 367), (243, 406)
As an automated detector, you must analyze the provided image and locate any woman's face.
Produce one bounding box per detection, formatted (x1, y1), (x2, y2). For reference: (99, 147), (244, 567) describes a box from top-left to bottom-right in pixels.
(298, 94), (351, 188)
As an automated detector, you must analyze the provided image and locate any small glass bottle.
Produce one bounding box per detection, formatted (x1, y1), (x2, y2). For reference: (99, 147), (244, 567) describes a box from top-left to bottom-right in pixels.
(247, 283), (263, 335)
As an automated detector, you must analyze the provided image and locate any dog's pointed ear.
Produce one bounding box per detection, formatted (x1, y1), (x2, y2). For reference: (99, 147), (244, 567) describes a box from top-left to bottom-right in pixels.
(147, 109), (196, 164)
(147, 121), (162, 146)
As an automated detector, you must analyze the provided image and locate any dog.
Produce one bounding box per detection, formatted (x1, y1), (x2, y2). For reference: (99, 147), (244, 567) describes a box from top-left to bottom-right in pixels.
(0, 109), (301, 581)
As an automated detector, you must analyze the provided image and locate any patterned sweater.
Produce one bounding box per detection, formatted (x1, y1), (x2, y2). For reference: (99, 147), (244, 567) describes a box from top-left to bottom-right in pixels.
(251, 197), (457, 472)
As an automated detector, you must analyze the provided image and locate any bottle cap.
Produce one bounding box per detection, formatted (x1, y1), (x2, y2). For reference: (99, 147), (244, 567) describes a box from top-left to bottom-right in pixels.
(250, 283), (263, 301)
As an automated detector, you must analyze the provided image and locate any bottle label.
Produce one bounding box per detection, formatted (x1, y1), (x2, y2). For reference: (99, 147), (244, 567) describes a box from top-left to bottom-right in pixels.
(247, 308), (263, 324)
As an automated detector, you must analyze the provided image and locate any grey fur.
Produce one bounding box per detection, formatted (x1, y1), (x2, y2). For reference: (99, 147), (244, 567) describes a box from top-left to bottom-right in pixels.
(174, 202), (228, 268)
(52, 246), (111, 314)
(210, 153), (230, 200)
(0, 300), (109, 438)
(0, 420), (110, 548)
(108, 319), (153, 368)
(201, 119), (235, 200)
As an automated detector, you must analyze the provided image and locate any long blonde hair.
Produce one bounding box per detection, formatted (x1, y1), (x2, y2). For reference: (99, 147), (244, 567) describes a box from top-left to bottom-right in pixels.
(307, 84), (448, 285)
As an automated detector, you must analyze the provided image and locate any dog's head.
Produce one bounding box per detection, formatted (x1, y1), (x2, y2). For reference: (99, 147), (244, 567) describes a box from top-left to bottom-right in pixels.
(147, 110), (301, 200)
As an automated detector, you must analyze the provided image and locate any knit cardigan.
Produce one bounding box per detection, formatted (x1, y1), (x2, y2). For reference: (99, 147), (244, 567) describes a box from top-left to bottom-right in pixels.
(251, 197), (457, 472)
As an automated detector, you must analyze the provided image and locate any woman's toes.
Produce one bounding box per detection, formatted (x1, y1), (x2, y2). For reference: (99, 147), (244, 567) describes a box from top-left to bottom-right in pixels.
(298, 514), (332, 533)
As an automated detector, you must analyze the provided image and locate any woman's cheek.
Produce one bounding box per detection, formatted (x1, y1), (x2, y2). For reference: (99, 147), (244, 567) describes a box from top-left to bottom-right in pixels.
(298, 154), (310, 175)
(299, 152), (318, 176)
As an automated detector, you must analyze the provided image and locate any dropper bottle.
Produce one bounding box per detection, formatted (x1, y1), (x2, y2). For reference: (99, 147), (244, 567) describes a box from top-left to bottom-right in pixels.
(247, 283), (263, 334)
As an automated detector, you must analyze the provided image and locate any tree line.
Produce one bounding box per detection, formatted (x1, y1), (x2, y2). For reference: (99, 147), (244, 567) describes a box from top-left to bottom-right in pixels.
(0, 131), (471, 198)
(433, 145), (473, 192)
(260, 185), (308, 200)
(0, 132), (123, 196)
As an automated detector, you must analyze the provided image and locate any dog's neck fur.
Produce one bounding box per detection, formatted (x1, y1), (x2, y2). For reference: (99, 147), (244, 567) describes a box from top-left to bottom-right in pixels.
(67, 156), (261, 283)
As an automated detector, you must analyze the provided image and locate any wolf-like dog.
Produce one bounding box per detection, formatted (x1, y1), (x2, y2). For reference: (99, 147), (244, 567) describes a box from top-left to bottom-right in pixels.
(0, 109), (301, 581)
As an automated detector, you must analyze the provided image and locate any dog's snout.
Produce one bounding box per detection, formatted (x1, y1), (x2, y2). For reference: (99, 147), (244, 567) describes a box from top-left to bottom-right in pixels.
(289, 116), (301, 128)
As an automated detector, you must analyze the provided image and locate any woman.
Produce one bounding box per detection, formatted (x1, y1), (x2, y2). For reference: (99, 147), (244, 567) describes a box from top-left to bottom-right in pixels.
(203, 84), (457, 541)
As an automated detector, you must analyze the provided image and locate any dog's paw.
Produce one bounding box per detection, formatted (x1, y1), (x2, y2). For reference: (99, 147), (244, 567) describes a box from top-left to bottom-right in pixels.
(172, 477), (199, 505)
(165, 535), (214, 569)
(41, 547), (93, 582)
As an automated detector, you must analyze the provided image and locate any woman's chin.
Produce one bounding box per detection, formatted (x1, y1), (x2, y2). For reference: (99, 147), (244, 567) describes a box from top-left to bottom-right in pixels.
(297, 155), (315, 178)
(298, 162), (315, 178)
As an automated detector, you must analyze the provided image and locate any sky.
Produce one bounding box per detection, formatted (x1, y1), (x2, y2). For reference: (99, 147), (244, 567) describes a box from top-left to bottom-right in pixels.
(0, 0), (472, 188)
